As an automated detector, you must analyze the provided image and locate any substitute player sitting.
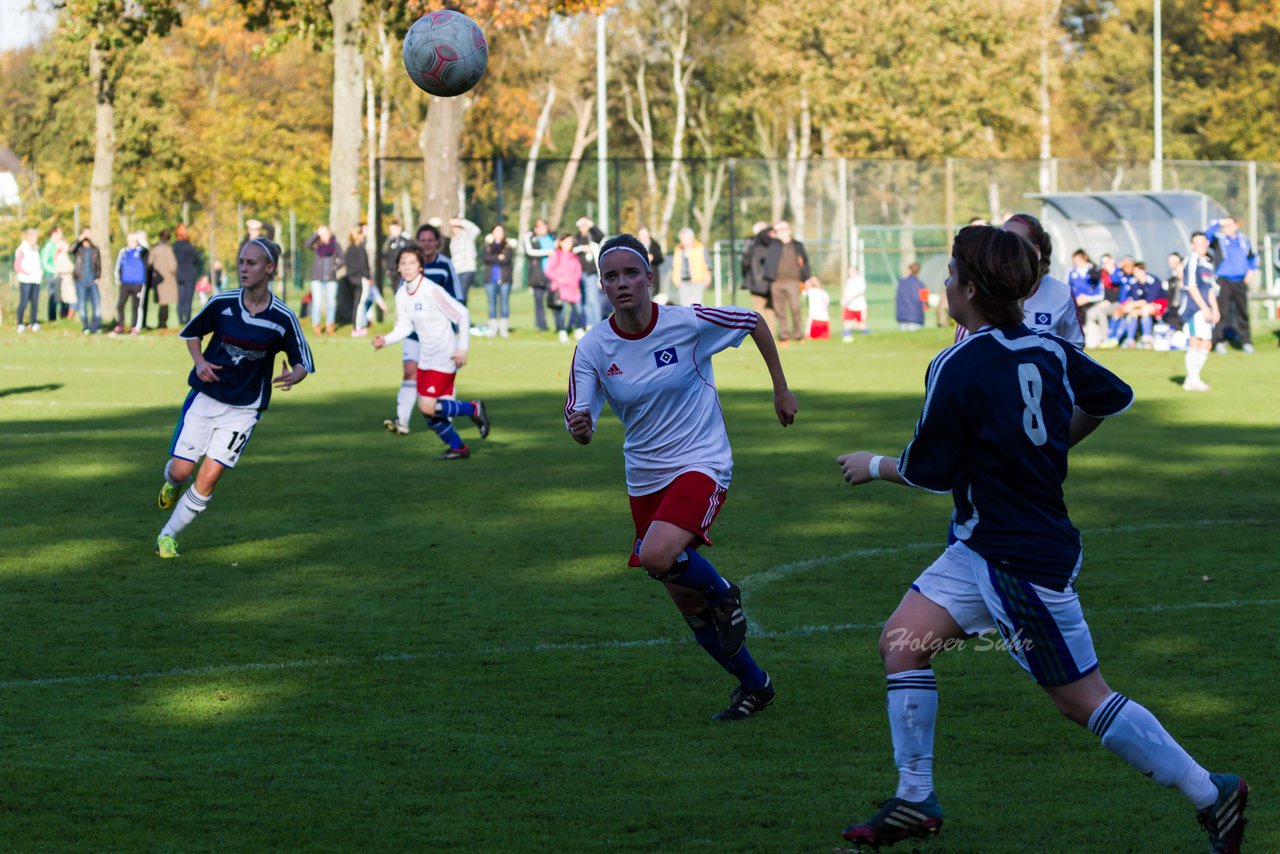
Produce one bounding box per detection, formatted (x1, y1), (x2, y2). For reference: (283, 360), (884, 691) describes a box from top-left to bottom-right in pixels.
(835, 225), (1246, 851)
(373, 245), (489, 460)
(156, 238), (314, 558)
(565, 234), (798, 720)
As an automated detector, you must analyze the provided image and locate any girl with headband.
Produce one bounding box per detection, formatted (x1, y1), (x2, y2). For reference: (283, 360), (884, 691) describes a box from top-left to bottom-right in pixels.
(564, 232), (798, 721)
(155, 237), (315, 559)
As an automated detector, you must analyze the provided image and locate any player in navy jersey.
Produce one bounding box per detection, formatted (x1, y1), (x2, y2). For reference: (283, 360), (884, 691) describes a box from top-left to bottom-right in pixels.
(156, 238), (314, 558)
(384, 224), (465, 435)
(835, 226), (1246, 852)
(565, 234), (798, 720)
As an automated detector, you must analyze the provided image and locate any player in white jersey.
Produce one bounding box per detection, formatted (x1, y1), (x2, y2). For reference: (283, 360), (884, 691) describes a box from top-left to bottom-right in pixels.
(565, 234), (798, 720)
(954, 213), (1085, 347)
(155, 238), (314, 558)
(835, 225), (1247, 852)
(373, 244), (489, 460)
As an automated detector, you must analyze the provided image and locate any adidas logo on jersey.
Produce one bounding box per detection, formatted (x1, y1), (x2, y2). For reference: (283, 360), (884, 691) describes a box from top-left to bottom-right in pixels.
(222, 307), (234, 316)
(606, 363), (624, 376)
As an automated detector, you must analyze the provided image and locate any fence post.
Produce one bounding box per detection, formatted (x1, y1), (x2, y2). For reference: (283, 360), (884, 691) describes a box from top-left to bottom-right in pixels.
(838, 157), (848, 282)
(727, 158), (737, 300)
(289, 209), (297, 305)
(944, 157), (956, 254)
(1247, 160), (1258, 246)
(495, 156), (505, 227)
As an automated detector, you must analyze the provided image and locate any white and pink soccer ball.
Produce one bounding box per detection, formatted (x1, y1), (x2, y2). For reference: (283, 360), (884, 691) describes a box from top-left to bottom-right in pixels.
(402, 10), (489, 98)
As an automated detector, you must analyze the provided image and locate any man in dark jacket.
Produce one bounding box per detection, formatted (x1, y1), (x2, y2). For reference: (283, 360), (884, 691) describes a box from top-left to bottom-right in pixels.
(382, 220), (412, 289)
(761, 221), (811, 343)
(72, 227), (103, 334)
(173, 224), (201, 325)
(742, 221), (774, 328)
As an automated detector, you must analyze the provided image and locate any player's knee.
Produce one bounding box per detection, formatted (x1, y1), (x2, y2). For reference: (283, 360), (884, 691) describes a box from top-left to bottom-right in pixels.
(637, 542), (678, 579)
(877, 626), (931, 670)
(417, 396), (438, 414)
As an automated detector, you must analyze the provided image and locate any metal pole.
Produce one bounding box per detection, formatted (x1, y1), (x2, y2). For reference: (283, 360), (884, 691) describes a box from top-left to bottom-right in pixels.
(1247, 160), (1258, 247)
(837, 157), (848, 281)
(289, 209), (297, 305)
(727, 158), (737, 300)
(1152, 0), (1163, 191)
(596, 13), (609, 233)
(374, 156), (383, 295)
(495, 156), (505, 227)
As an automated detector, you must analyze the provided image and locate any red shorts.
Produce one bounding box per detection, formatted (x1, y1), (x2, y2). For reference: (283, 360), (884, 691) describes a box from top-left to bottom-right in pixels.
(808, 320), (831, 339)
(416, 369), (456, 398)
(843, 308), (864, 322)
(626, 471), (727, 566)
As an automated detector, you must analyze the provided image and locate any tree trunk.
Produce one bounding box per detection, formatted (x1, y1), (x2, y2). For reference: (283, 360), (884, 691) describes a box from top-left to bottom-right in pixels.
(548, 95), (597, 231)
(89, 40), (117, 322)
(755, 114), (785, 223)
(622, 58), (659, 228)
(420, 95), (466, 221)
(329, 0), (364, 238)
(657, 0), (691, 245)
(785, 90), (811, 238)
(516, 82), (557, 284)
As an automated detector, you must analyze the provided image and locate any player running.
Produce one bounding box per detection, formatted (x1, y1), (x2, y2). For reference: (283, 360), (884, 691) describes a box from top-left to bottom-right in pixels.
(835, 225), (1247, 851)
(156, 238), (314, 558)
(373, 244), (489, 460)
(565, 233), (798, 720)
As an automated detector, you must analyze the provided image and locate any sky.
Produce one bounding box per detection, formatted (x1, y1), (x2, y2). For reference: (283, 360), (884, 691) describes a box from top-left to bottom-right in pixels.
(0, 0), (57, 53)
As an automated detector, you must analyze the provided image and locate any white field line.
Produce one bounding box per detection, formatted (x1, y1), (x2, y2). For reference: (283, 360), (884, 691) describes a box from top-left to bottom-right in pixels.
(0, 364), (184, 376)
(1, 427), (166, 439)
(5, 400), (157, 408)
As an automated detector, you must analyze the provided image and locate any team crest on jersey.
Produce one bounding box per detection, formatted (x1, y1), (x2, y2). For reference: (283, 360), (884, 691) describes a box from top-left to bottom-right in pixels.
(222, 342), (268, 365)
(1034, 311), (1052, 326)
(653, 347), (678, 368)
(606, 362), (624, 376)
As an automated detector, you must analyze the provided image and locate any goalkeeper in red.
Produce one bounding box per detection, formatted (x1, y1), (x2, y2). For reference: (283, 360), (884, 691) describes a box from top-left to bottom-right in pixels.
(565, 233), (798, 721)
(835, 225), (1247, 852)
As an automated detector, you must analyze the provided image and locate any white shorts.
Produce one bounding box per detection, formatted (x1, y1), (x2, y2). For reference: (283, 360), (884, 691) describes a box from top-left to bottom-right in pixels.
(401, 336), (420, 363)
(1185, 312), (1212, 340)
(911, 542), (1098, 687)
(169, 391), (261, 469)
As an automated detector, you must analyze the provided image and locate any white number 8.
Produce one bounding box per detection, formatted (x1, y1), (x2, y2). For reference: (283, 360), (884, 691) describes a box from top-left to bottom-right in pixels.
(1018, 363), (1048, 446)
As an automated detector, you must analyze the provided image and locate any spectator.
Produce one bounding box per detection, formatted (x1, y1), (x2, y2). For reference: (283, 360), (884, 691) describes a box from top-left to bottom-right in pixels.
(804, 277), (831, 340)
(671, 227), (712, 308)
(636, 225), (665, 297)
(572, 216), (605, 325)
(52, 229), (77, 321)
(210, 259), (225, 293)
(741, 221), (774, 326)
(40, 226), (65, 321)
(482, 224), (516, 338)
(1100, 256), (1137, 345)
(113, 232), (149, 335)
(896, 262), (927, 331)
(1117, 262), (1167, 348)
(1099, 253), (1118, 301)
(1205, 215), (1258, 354)
(237, 218), (265, 258)
(72, 227), (103, 334)
(13, 227), (42, 332)
(382, 220), (412, 287)
(448, 216), (481, 309)
(344, 225), (373, 337)
(841, 265), (869, 343)
(150, 229), (179, 330)
(546, 233), (584, 343)
(173, 224), (201, 326)
(306, 224), (344, 335)
(1069, 249), (1109, 348)
(522, 218), (556, 332)
(762, 220), (810, 344)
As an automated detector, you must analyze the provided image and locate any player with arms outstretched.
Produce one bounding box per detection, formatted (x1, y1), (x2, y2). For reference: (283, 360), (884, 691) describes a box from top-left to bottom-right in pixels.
(374, 244), (489, 460)
(565, 233), (798, 720)
(156, 238), (314, 558)
(835, 225), (1247, 852)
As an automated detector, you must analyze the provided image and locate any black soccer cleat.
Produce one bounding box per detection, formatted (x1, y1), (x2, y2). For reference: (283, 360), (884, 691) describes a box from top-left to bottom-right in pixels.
(842, 792), (944, 848)
(708, 583), (748, 657)
(437, 446), (471, 461)
(470, 399), (490, 439)
(711, 674), (775, 721)
(1198, 773), (1248, 854)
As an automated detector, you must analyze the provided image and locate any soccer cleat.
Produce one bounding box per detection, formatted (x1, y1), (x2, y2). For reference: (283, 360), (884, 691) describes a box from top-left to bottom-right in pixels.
(842, 792), (944, 848)
(1182, 379), (1212, 393)
(470, 400), (490, 439)
(711, 674), (775, 721)
(708, 583), (748, 657)
(1198, 773), (1248, 854)
(156, 534), (179, 559)
(158, 481), (179, 510)
(383, 418), (410, 435)
(437, 446), (470, 461)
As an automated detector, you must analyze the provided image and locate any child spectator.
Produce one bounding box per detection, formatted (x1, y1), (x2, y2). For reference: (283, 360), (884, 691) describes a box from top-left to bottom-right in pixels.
(804, 278), (831, 340)
(546, 233), (584, 343)
(841, 266), (869, 343)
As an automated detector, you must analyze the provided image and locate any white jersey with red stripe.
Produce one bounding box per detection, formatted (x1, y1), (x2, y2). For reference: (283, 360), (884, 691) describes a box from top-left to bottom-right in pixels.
(382, 275), (470, 374)
(954, 275), (1084, 347)
(565, 303), (758, 496)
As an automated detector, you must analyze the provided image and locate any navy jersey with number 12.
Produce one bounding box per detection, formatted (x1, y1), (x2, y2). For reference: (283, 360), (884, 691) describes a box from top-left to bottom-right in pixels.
(899, 325), (1133, 589)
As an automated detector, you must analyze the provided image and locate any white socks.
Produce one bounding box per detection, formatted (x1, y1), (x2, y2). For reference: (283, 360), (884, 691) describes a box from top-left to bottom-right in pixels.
(886, 668), (938, 802)
(161, 487), (210, 538)
(396, 380), (416, 425)
(1089, 692), (1218, 809)
(1185, 348), (1208, 384)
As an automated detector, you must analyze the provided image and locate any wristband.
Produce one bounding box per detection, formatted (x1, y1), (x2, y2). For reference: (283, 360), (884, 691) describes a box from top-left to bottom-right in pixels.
(868, 454), (885, 481)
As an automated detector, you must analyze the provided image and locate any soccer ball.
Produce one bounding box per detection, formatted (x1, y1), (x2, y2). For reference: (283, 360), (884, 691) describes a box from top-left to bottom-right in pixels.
(402, 10), (488, 98)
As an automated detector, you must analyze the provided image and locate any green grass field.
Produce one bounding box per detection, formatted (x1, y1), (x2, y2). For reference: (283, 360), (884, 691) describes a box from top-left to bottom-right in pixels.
(1, 303), (1277, 852)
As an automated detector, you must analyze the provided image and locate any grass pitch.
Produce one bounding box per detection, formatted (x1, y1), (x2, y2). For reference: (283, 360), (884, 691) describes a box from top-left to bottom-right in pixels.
(1, 305), (1277, 852)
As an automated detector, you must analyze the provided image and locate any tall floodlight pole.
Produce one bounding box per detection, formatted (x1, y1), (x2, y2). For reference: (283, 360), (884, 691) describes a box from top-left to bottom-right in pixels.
(1152, 0), (1163, 190)
(596, 12), (609, 233)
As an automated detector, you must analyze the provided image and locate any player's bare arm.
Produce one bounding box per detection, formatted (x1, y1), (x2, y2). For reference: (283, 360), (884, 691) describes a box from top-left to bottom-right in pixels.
(452, 349), (468, 368)
(837, 451), (908, 487)
(272, 359), (308, 391)
(1068, 408), (1105, 447)
(188, 336), (221, 383)
(567, 409), (593, 445)
(748, 318), (798, 426)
